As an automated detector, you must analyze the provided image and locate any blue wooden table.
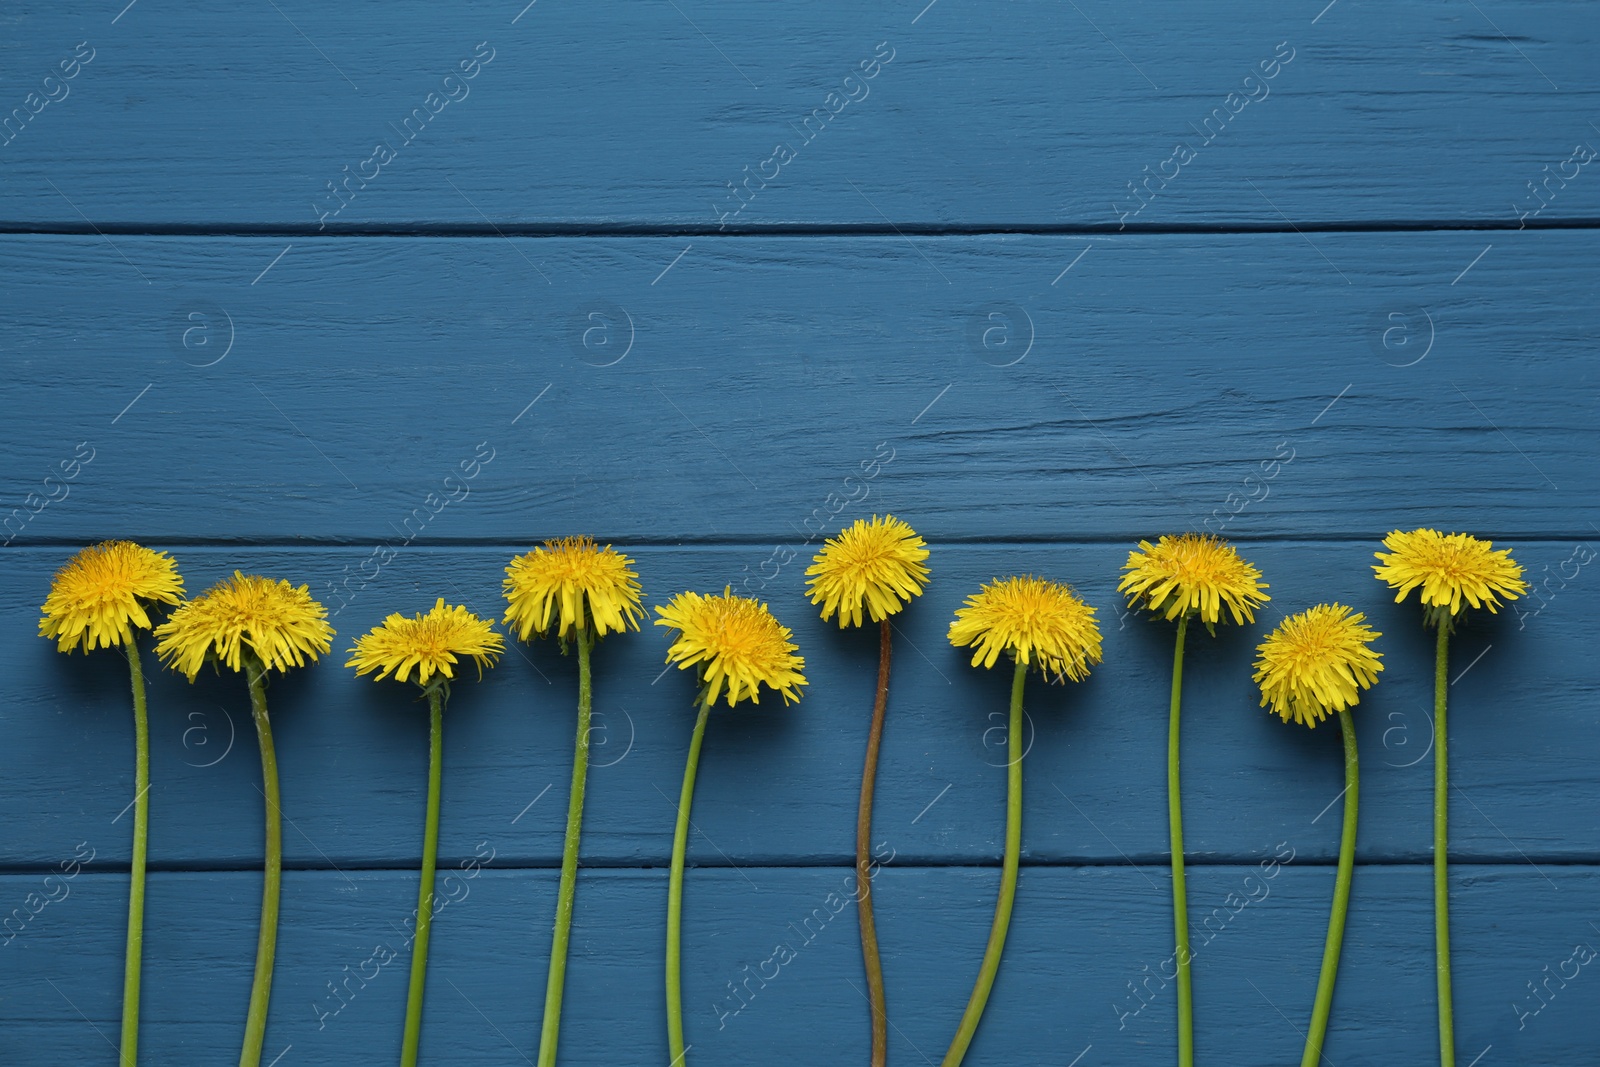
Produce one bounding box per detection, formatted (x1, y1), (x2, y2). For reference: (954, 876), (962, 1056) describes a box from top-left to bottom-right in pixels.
(2, 3), (1596, 1064)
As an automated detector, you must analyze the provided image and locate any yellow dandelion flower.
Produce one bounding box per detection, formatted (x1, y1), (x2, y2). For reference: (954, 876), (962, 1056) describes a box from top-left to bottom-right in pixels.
(1254, 604), (1383, 728)
(654, 587), (806, 707)
(503, 536), (645, 641)
(39, 540), (184, 653)
(154, 571), (334, 680)
(1373, 527), (1526, 619)
(348, 598), (504, 687)
(1119, 533), (1269, 626)
(947, 575), (1103, 680)
(806, 514), (931, 628)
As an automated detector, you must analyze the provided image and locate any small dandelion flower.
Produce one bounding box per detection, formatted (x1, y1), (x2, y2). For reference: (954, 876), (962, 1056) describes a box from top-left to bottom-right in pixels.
(654, 587), (806, 707)
(154, 571), (334, 679)
(1254, 604), (1383, 728)
(348, 598), (504, 688)
(806, 515), (931, 628)
(1373, 528), (1526, 622)
(39, 540), (184, 653)
(1119, 533), (1269, 626)
(948, 575), (1103, 681)
(503, 536), (645, 641)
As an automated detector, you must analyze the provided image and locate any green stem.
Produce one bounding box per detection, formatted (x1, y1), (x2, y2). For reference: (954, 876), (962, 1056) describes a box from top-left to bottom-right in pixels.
(1301, 709), (1360, 1067)
(940, 659), (1026, 1067)
(666, 693), (714, 1067)
(538, 629), (595, 1067)
(857, 620), (892, 1067)
(1435, 624), (1455, 1067)
(401, 687), (445, 1067)
(120, 640), (150, 1067)
(239, 657), (280, 1067)
(1168, 615), (1193, 1067)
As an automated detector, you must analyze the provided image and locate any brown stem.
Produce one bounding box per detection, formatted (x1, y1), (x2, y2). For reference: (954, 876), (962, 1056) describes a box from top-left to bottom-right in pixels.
(857, 619), (892, 1067)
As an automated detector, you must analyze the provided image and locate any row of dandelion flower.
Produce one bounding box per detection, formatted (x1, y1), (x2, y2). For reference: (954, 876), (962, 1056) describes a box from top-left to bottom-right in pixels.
(38, 521), (1526, 1067)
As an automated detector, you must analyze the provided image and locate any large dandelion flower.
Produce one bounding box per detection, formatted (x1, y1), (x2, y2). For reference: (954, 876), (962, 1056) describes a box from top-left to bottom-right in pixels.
(1373, 528), (1526, 621)
(1119, 533), (1269, 627)
(1254, 604), (1383, 728)
(806, 514), (930, 628)
(948, 575), (1103, 681)
(655, 587), (806, 707)
(39, 540), (184, 653)
(348, 598), (503, 687)
(503, 536), (645, 640)
(154, 571), (334, 679)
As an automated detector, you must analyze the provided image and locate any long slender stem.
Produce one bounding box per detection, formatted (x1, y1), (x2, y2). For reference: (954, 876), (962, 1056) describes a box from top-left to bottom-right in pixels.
(120, 640), (150, 1067)
(857, 620), (892, 1067)
(401, 687), (445, 1067)
(239, 658), (280, 1067)
(1168, 615), (1193, 1067)
(1434, 624), (1455, 1067)
(538, 629), (595, 1067)
(1301, 709), (1360, 1067)
(940, 659), (1026, 1067)
(667, 693), (714, 1067)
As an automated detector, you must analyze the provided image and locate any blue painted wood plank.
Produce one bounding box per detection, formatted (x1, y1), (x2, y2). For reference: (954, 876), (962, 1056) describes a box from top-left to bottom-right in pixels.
(3, 542), (1592, 868)
(0, 3), (1596, 229)
(1, 232), (1594, 544)
(2, 866), (1594, 1065)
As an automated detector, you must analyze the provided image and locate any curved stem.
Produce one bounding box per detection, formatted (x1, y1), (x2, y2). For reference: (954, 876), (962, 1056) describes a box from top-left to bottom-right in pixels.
(940, 659), (1026, 1067)
(239, 658), (280, 1067)
(1168, 615), (1193, 1067)
(120, 640), (150, 1067)
(401, 687), (445, 1067)
(857, 620), (892, 1067)
(538, 629), (595, 1067)
(667, 693), (714, 1067)
(1301, 709), (1360, 1067)
(1434, 625), (1455, 1067)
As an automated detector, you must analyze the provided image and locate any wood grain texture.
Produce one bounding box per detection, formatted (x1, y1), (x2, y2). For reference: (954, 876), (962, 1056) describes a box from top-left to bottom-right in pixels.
(1, 232), (1594, 543)
(0, 3), (1596, 230)
(1, 866), (1593, 1066)
(3, 542), (1592, 869)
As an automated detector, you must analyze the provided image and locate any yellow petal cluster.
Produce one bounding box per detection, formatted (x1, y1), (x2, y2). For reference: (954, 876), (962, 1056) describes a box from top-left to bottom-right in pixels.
(654, 587), (806, 707)
(503, 536), (645, 641)
(348, 598), (504, 687)
(1253, 604), (1383, 728)
(1119, 533), (1269, 626)
(806, 514), (930, 628)
(947, 575), (1103, 681)
(154, 571), (334, 679)
(39, 541), (184, 653)
(1372, 527), (1526, 619)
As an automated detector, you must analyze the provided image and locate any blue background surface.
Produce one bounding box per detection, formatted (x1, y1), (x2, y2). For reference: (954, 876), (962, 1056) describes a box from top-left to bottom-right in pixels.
(2, 3), (1596, 1064)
